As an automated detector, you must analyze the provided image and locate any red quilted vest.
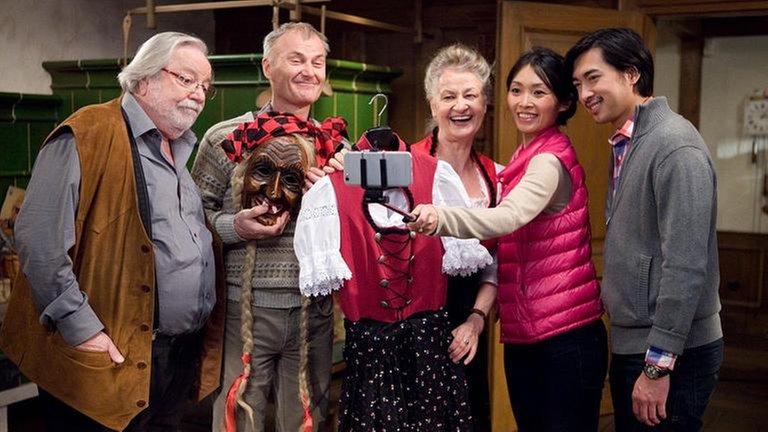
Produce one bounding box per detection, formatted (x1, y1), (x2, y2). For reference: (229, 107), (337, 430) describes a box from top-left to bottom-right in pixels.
(496, 127), (603, 343)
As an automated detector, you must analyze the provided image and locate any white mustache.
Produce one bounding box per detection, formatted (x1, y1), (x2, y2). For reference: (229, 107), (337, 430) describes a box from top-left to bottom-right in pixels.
(178, 100), (202, 114)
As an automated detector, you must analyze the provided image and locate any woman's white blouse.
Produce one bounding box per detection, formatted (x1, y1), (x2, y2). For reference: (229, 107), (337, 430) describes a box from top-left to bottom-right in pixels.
(294, 160), (493, 298)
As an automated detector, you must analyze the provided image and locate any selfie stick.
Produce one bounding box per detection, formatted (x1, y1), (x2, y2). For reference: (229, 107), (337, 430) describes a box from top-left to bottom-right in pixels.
(360, 156), (416, 223)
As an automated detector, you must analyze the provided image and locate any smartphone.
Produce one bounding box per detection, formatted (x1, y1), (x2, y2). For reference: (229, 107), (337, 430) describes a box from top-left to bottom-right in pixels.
(344, 151), (412, 188)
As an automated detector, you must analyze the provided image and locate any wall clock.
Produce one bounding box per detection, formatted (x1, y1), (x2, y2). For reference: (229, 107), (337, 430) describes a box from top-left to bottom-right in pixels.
(744, 97), (768, 136)
(743, 93), (768, 215)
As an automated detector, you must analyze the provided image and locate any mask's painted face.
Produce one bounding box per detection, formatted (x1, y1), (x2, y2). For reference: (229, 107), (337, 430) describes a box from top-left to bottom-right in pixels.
(241, 136), (309, 226)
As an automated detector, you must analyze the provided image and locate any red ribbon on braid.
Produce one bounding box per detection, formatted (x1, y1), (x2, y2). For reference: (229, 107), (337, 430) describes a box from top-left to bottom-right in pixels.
(220, 111), (348, 166)
(224, 353), (251, 432)
(301, 393), (313, 432)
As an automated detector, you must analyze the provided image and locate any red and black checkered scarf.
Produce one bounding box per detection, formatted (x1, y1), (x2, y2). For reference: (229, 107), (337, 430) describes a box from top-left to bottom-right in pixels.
(221, 111), (349, 166)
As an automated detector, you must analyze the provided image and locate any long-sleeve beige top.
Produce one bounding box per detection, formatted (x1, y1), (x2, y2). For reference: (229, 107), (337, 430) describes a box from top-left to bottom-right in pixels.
(435, 153), (571, 240)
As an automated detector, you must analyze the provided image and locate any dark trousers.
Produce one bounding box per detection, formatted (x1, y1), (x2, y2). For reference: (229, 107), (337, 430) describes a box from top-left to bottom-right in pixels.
(503, 319), (608, 432)
(446, 273), (491, 432)
(609, 338), (724, 432)
(39, 332), (202, 432)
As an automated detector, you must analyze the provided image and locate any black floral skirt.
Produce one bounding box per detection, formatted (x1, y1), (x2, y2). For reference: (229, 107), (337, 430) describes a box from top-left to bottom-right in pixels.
(338, 309), (472, 432)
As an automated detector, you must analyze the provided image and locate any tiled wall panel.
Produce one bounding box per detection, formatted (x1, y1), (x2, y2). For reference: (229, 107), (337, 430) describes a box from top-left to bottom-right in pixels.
(0, 93), (61, 195)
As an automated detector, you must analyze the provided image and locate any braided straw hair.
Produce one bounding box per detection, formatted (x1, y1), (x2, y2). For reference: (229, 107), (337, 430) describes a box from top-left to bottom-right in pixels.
(227, 133), (316, 432)
(227, 159), (257, 431)
(292, 134), (316, 432)
(298, 294), (313, 431)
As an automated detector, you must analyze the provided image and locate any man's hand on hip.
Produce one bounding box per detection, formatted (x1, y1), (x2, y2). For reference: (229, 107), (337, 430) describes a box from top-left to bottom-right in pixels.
(75, 331), (125, 364)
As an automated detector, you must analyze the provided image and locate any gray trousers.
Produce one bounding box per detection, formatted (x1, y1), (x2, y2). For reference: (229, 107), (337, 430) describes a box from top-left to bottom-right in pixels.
(213, 297), (334, 432)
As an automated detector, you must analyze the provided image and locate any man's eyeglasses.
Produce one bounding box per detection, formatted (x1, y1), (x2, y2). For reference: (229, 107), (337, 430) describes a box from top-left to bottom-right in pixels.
(161, 68), (216, 100)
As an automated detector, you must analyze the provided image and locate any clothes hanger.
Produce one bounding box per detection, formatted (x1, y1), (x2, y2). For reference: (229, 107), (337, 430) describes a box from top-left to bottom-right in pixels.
(362, 93), (399, 151)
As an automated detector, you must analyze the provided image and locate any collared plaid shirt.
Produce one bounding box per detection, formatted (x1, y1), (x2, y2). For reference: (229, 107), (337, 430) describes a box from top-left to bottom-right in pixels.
(646, 346), (677, 370)
(609, 118), (634, 196)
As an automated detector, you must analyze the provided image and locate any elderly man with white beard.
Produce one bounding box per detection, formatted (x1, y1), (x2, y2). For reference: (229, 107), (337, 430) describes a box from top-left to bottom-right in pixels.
(0, 32), (223, 432)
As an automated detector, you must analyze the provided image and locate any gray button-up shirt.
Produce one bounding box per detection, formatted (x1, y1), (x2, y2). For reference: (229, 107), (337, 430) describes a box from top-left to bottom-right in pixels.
(15, 94), (215, 345)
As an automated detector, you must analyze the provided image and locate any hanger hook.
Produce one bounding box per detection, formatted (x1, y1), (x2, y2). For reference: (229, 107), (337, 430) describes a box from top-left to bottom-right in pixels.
(368, 93), (388, 127)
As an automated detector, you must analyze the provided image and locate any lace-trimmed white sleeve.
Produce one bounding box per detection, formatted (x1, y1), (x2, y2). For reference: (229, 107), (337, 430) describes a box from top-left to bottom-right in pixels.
(294, 176), (352, 297)
(433, 161), (493, 276)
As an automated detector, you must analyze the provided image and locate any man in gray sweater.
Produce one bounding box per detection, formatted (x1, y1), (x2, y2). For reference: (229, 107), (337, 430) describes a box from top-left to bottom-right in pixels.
(566, 28), (723, 431)
(191, 22), (337, 431)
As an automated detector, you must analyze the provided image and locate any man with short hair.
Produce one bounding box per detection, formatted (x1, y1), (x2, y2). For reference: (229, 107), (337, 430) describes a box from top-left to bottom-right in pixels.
(565, 28), (723, 431)
(191, 22), (336, 432)
(0, 32), (223, 431)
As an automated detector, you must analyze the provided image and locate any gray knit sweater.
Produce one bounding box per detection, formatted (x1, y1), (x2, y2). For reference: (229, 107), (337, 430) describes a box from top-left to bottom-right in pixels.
(602, 97), (722, 355)
(191, 111), (304, 307)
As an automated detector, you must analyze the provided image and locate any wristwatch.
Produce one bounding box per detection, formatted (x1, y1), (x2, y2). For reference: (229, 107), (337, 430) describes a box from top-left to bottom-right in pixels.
(643, 363), (671, 380)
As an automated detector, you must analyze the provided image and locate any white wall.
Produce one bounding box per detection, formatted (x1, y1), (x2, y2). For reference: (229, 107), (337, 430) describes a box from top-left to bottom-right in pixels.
(654, 20), (768, 234)
(700, 35), (768, 233)
(0, 0), (214, 94)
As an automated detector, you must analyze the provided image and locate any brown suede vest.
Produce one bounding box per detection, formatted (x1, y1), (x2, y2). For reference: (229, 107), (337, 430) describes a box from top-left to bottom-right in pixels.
(0, 98), (225, 431)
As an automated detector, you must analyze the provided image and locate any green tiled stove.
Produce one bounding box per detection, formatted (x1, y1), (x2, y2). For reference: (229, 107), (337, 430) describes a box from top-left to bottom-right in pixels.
(0, 93), (61, 194)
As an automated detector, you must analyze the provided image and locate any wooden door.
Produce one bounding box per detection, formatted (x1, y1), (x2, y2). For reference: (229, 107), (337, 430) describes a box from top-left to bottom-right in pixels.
(491, 2), (655, 430)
